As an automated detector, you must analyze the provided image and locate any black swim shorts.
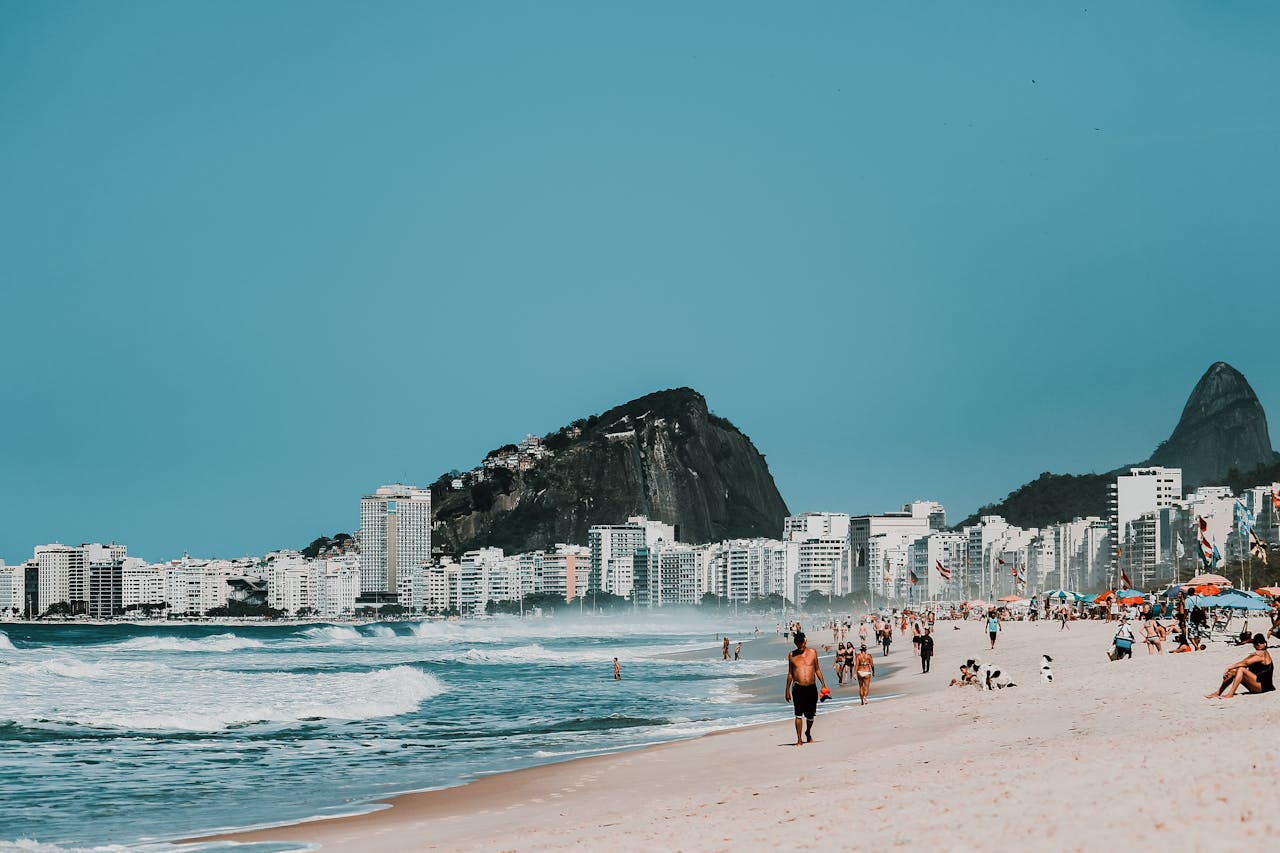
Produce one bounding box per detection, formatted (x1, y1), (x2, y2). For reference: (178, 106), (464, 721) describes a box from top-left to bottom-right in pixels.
(792, 683), (818, 720)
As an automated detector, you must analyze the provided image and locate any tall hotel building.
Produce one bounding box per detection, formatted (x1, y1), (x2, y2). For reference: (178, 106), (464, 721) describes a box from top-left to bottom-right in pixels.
(359, 484), (432, 604)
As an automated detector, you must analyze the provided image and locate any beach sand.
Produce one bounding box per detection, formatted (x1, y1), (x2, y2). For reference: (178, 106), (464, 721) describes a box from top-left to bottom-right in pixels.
(190, 618), (1280, 851)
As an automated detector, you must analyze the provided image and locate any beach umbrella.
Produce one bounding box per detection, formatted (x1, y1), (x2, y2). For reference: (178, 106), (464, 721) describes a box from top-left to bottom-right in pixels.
(1094, 590), (1115, 604)
(1184, 573), (1232, 587)
(1160, 586), (1184, 599)
(1114, 588), (1146, 605)
(1254, 586), (1280, 598)
(1043, 589), (1081, 600)
(966, 599), (990, 608)
(997, 595), (1025, 602)
(1190, 584), (1221, 596)
(1190, 590), (1272, 612)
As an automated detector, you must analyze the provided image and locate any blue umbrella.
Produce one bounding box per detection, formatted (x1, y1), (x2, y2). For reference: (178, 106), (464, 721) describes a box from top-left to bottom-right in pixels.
(1204, 589), (1272, 612)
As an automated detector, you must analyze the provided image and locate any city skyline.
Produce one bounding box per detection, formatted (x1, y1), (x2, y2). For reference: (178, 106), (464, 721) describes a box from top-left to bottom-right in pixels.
(5, 4), (1280, 562)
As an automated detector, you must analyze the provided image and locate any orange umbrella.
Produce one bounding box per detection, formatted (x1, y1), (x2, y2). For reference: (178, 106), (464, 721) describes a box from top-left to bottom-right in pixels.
(997, 595), (1025, 602)
(1254, 586), (1280, 598)
(1094, 590), (1115, 604)
(1190, 584), (1221, 596)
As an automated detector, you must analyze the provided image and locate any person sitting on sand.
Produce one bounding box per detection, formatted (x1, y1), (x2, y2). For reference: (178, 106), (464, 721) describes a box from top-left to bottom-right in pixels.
(1206, 634), (1274, 698)
(1170, 631), (1204, 653)
(949, 664), (978, 687)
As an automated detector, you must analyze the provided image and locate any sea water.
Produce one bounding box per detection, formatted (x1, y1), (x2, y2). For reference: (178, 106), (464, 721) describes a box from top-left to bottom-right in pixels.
(0, 615), (800, 850)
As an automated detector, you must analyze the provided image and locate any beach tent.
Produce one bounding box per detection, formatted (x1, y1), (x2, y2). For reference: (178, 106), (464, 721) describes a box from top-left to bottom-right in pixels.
(1184, 573), (1232, 588)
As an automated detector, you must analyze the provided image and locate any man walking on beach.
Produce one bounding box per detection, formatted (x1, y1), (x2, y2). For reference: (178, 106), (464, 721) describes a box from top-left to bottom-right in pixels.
(853, 644), (875, 705)
(784, 631), (827, 745)
(919, 628), (934, 673)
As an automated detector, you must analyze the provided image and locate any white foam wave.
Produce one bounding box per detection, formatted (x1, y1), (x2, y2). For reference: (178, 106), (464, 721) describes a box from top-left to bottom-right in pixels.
(0, 633), (15, 651)
(299, 625), (362, 643)
(103, 633), (265, 653)
(367, 625), (396, 638)
(0, 659), (444, 731)
(0, 841), (130, 853)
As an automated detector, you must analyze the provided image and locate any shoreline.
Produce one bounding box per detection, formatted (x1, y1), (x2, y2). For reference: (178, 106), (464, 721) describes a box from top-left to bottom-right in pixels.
(181, 630), (938, 850)
(185, 620), (1280, 850)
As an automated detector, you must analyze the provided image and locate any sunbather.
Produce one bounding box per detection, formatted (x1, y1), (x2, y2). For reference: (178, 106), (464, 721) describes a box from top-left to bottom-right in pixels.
(1206, 634), (1274, 698)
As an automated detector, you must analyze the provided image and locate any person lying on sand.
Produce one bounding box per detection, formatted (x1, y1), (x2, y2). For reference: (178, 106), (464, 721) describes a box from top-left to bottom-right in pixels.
(1206, 634), (1274, 698)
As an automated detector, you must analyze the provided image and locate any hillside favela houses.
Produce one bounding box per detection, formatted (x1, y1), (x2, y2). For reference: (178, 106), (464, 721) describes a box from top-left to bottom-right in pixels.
(3, 467), (1279, 621)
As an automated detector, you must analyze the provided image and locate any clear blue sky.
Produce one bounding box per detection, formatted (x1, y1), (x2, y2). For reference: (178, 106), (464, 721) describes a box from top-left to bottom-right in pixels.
(3, 2), (1279, 563)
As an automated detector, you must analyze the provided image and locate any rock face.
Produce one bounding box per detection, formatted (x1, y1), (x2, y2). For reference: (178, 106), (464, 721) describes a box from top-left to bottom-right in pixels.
(1145, 362), (1276, 486)
(431, 388), (789, 556)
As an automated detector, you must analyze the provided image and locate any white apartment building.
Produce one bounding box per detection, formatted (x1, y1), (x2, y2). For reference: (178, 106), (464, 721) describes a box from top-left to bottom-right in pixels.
(33, 542), (128, 614)
(122, 561), (167, 610)
(706, 538), (799, 603)
(459, 547), (512, 616)
(514, 545), (590, 602)
(164, 558), (255, 615)
(867, 532), (914, 600)
(795, 537), (849, 603)
(0, 562), (24, 616)
(425, 559), (461, 613)
(908, 531), (968, 599)
(1108, 467), (1182, 576)
(588, 517), (677, 598)
(633, 542), (702, 607)
(359, 484), (432, 602)
(783, 512), (851, 542)
(848, 503), (941, 596)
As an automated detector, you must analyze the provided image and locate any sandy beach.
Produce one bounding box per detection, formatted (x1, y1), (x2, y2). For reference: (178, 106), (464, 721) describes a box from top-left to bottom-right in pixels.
(192, 618), (1279, 851)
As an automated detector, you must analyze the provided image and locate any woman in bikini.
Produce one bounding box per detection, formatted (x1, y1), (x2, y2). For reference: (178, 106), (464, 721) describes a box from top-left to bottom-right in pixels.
(1206, 634), (1274, 698)
(834, 642), (846, 685)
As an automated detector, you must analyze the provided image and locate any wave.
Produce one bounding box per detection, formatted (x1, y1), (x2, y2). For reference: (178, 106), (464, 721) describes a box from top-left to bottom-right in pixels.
(0, 660), (445, 732)
(0, 633), (15, 651)
(102, 633), (265, 653)
(298, 625), (363, 643)
(366, 625), (397, 638)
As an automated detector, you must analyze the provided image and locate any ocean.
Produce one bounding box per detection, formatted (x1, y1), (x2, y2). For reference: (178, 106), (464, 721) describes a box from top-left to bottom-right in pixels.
(0, 615), (809, 851)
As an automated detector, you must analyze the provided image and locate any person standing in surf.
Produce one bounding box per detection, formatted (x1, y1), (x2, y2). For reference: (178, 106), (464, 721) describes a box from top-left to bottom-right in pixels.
(784, 631), (827, 745)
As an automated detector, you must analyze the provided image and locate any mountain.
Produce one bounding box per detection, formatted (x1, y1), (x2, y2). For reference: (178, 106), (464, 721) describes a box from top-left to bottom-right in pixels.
(959, 362), (1277, 528)
(1144, 361), (1276, 486)
(429, 388), (789, 556)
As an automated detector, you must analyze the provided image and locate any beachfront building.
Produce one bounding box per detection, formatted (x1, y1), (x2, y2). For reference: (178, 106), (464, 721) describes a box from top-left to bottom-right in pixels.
(1044, 517), (1110, 591)
(163, 557), (259, 616)
(0, 562), (24, 617)
(632, 542), (702, 607)
(1108, 467), (1182, 580)
(122, 562), (167, 611)
(513, 544), (590, 602)
(908, 531), (967, 600)
(867, 532), (914, 600)
(588, 517), (677, 598)
(848, 502), (942, 598)
(459, 547), (517, 616)
(32, 542), (128, 616)
(963, 516), (1016, 599)
(794, 537), (850, 604)
(704, 538), (798, 603)
(425, 558), (461, 613)
(358, 484), (432, 605)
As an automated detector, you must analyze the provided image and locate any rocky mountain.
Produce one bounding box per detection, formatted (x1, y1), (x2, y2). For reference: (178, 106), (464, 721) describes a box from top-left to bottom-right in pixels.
(1145, 361), (1276, 486)
(959, 362), (1277, 528)
(430, 388), (789, 556)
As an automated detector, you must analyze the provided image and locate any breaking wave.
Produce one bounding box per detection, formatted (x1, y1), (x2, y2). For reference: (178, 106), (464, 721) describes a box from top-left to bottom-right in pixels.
(0, 633), (15, 651)
(0, 659), (444, 731)
(102, 633), (265, 653)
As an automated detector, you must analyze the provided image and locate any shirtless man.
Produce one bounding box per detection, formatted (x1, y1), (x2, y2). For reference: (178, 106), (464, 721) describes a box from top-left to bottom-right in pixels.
(723, 636), (731, 660)
(784, 631), (827, 745)
(854, 643), (875, 705)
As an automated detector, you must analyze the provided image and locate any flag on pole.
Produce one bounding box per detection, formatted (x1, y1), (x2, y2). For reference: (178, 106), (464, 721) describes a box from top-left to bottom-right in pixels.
(909, 570), (919, 586)
(935, 560), (951, 581)
(997, 558), (1006, 566)
(1197, 516), (1215, 568)
(1250, 530), (1268, 564)
(1176, 535), (1185, 560)
(1235, 500), (1256, 536)
(1211, 542), (1223, 568)
(1272, 489), (1280, 512)
(1017, 566), (1027, 588)
(1120, 569), (1132, 589)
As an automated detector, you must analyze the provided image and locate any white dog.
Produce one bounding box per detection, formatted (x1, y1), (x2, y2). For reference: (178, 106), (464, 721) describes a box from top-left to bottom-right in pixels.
(1040, 654), (1054, 684)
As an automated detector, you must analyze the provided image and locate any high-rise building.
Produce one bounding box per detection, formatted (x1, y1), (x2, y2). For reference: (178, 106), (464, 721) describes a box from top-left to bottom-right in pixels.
(33, 542), (127, 615)
(1109, 467), (1182, 581)
(588, 517), (676, 598)
(706, 538), (799, 603)
(848, 505), (940, 596)
(0, 562), (24, 617)
(359, 484), (432, 605)
(633, 542), (702, 607)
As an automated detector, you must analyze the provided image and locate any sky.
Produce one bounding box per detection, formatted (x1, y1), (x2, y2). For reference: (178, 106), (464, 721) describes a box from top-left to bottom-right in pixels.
(3, 2), (1279, 563)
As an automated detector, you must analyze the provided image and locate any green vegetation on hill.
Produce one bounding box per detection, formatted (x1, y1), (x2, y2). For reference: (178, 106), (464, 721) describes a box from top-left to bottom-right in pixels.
(956, 472), (1112, 529)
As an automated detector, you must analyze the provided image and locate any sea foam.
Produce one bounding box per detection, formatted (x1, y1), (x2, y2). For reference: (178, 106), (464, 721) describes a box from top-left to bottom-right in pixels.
(0, 659), (444, 731)
(0, 632), (16, 651)
(102, 633), (265, 653)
